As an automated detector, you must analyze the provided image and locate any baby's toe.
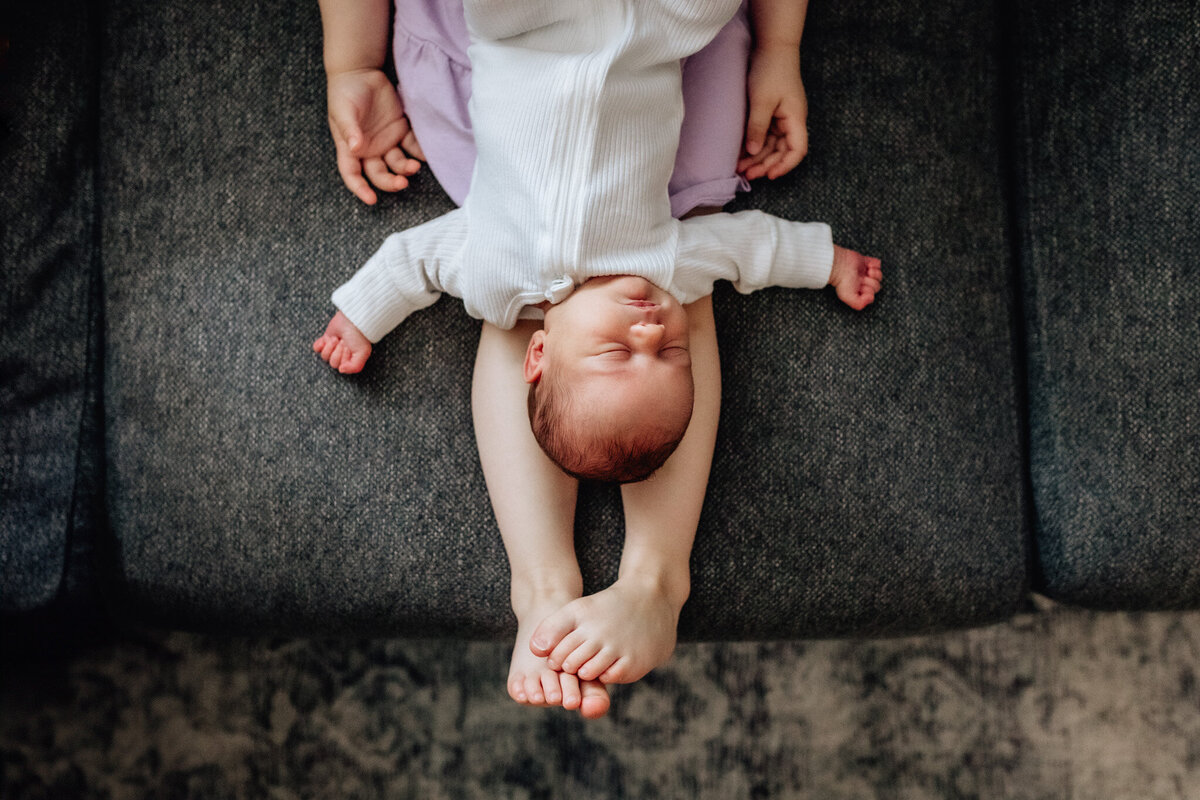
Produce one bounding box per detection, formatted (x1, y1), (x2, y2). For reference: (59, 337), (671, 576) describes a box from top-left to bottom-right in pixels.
(530, 608), (579, 657)
(579, 681), (611, 719)
(597, 657), (633, 685)
(576, 649), (618, 682)
(558, 639), (603, 676)
(545, 630), (586, 670)
(559, 674), (583, 711)
(523, 674), (546, 705)
(540, 672), (562, 705)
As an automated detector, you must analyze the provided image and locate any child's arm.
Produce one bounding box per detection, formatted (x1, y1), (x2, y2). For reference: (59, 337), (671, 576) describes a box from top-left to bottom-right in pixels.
(319, 0), (424, 204)
(738, 0), (810, 180)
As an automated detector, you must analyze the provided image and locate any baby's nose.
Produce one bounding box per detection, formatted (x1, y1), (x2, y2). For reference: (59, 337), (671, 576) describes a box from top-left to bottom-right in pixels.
(628, 322), (666, 349)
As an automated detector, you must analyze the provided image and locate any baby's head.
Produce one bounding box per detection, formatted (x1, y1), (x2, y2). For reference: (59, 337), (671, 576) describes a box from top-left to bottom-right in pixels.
(524, 276), (694, 483)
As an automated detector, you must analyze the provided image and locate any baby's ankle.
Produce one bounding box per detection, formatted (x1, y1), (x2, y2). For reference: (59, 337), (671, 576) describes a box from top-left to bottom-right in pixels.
(615, 565), (691, 612)
(510, 576), (583, 620)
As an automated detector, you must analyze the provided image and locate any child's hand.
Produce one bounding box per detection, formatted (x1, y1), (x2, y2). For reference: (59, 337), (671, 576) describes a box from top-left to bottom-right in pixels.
(738, 45), (809, 181)
(327, 68), (426, 205)
(830, 246), (883, 311)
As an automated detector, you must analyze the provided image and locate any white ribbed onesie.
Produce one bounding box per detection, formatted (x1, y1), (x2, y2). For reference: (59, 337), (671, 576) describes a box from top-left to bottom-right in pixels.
(332, 0), (834, 341)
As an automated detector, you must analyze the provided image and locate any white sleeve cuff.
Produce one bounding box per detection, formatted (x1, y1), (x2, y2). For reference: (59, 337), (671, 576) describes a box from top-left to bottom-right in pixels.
(330, 211), (467, 342)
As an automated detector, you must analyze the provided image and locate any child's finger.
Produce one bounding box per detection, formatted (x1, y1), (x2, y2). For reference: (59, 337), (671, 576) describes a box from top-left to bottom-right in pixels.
(364, 156), (410, 193)
(400, 129), (427, 162)
(343, 122), (365, 155)
(737, 133), (778, 175)
(744, 102), (776, 157)
(330, 112), (365, 155)
(750, 147), (787, 180)
(766, 148), (803, 180)
(384, 148), (421, 178)
(336, 149), (377, 205)
(774, 122), (809, 174)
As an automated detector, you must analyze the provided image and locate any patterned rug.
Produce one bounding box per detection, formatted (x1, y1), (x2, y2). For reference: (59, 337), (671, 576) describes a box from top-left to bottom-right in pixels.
(4, 598), (1199, 799)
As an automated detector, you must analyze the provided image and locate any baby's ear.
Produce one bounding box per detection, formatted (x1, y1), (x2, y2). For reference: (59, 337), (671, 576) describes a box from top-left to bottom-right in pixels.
(523, 330), (547, 384)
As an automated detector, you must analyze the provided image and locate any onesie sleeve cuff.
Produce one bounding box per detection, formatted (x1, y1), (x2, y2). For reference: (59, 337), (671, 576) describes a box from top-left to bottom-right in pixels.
(331, 210), (466, 343)
(331, 239), (436, 343)
(672, 210), (834, 303)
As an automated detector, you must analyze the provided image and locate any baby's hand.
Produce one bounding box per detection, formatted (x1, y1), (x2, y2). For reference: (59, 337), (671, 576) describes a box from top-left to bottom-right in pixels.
(830, 246), (883, 311)
(327, 68), (426, 205)
(738, 45), (809, 181)
(313, 311), (373, 374)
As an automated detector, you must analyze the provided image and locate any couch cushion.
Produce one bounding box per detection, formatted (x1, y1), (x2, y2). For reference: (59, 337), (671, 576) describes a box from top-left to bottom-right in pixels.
(1, 1), (106, 623)
(1012, 0), (1200, 608)
(99, 0), (1028, 637)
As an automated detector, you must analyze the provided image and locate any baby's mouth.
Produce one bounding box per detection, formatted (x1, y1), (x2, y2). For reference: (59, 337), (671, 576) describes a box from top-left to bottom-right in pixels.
(627, 300), (659, 309)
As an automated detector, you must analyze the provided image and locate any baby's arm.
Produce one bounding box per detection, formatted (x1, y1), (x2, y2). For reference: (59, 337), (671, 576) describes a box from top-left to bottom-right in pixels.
(738, 0), (810, 180)
(319, 0), (424, 204)
(676, 212), (882, 311)
(312, 210), (466, 373)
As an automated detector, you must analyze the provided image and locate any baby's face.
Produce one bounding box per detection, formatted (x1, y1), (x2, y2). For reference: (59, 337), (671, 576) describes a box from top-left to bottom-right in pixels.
(530, 276), (694, 424)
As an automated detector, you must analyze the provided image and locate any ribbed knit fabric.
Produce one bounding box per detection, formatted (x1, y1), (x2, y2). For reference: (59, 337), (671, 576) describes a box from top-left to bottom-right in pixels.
(332, 0), (833, 339)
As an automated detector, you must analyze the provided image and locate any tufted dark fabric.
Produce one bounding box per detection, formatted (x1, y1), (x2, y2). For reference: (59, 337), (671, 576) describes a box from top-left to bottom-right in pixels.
(1, 0), (106, 632)
(4, 0), (1091, 642)
(88, 0), (1027, 638)
(1011, 0), (1200, 608)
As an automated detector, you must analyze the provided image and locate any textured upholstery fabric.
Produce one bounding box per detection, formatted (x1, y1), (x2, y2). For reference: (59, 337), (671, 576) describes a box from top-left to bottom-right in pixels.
(1011, 0), (1200, 608)
(95, 0), (1028, 637)
(1, 0), (105, 619)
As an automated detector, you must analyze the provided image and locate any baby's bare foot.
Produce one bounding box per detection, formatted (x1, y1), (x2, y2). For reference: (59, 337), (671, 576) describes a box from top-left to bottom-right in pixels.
(510, 595), (611, 719)
(313, 311), (372, 374)
(529, 576), (682, 686)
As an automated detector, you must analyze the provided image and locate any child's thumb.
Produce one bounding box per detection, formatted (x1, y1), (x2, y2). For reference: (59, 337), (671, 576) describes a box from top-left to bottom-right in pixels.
(340, 120), (364, 153)
(744, 107), (771, 156)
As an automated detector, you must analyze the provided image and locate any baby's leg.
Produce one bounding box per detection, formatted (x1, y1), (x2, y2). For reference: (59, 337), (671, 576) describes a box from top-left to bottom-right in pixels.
(472, 321), (611, 719)
(531, 296), (721, 685)
(313, 311), (372, 374)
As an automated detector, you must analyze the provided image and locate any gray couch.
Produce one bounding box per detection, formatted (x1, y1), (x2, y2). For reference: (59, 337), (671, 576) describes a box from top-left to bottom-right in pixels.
(3, 0), (1198, 651)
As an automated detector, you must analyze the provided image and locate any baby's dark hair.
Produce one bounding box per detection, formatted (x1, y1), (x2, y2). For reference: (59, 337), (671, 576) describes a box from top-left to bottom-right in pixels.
(527, 369), (692, 484)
